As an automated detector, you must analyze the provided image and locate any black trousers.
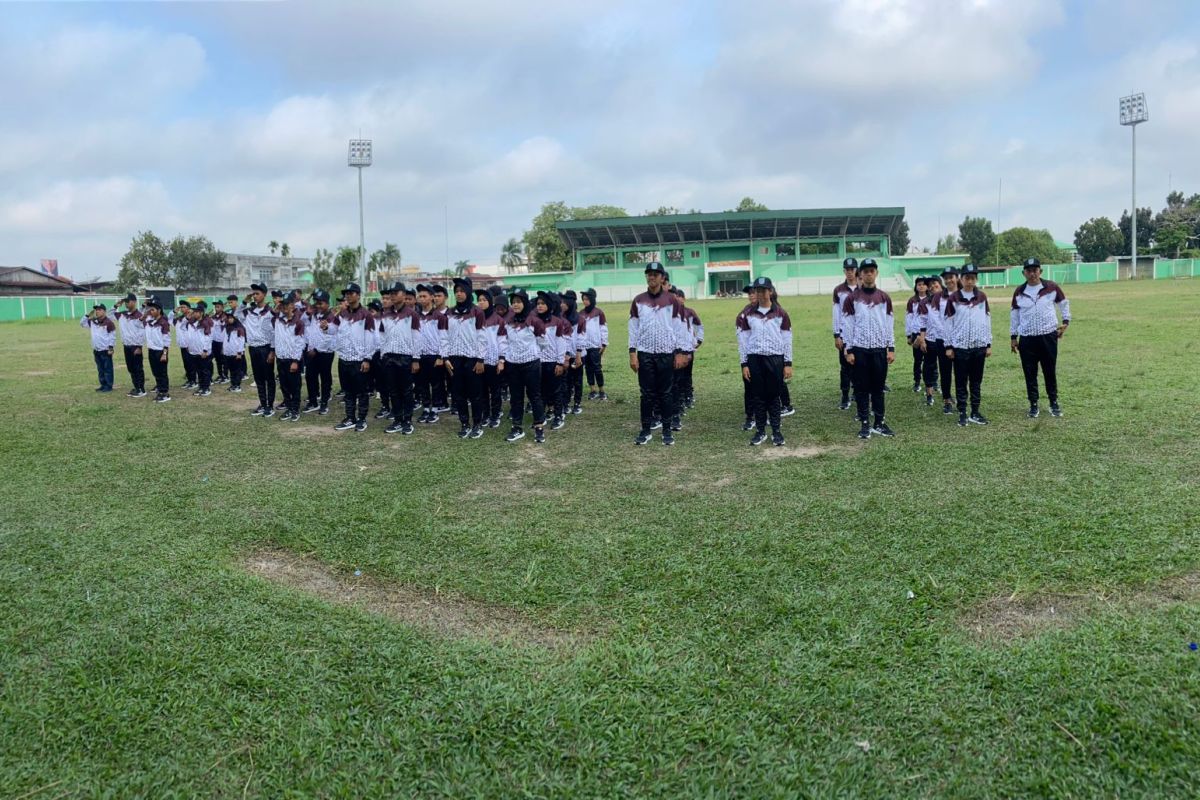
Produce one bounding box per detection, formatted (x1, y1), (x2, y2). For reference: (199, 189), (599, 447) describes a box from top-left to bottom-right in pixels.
(1018, 333), (1059, 406)
(838, 346), (854, 398)
(910, 340), (925, 386)
(305, 351), (333, 405)
(148, 349), (169, 395)
(435, 361), (450, 408)
(584, 347), (605, 388)
(123, 345), (145, 392)
(416, 355), (439, 409)
(743, 374), (753, 418)
(382, 353), (416, 425)
(541, 362), (563, 420)
(637, 351), (675, 431)
(212, 341), (227, 378)
(226, 352), (246, 388)
(450, 357), (484, 426)
(249, 345), (276, 409)
(180, 349), (196, 385)
(677, 354), (695, 403)
(953, 347), (987, 415)
(338, 359), (369, 421)
(851, 348), (889, 424)
(934, 340), (954, 401)
(481, 363), (502, 421)
(368, 352), (382, 404)
(507, 361), (545, 427)
(748, 354), (784, 432)
(276, 358), (302, 414)
(194, 353), (212, 391)
(566, 362), (584, 407)
(922, 340), (941, 389)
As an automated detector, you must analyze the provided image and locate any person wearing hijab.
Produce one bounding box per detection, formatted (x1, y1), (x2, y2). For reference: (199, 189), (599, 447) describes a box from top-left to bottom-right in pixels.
(490, 285), (512, 403)
(501, 289), (549, 444)
(578, 288), (609, 401)
(535, 291), (570, 431)
(475, 288), (508, 428)
(559, 290), (585, 415)
(446, 277), (488, 438)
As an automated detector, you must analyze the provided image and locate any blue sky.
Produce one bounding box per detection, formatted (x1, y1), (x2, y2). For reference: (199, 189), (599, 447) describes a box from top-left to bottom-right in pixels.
(2, 0), (1198, 279)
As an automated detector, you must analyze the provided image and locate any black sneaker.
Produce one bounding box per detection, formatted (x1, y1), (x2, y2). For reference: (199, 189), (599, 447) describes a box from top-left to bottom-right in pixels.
(925, 394), (934, 407)
(506, 427), (525, 442)
(286, 411), (300, 422)
(872, 422), (895, 437)
(749, 430), (767, 446)
(912, 382), (921, 393)
(457, 426), (470, 439)
(883, 383), (892, 393)
(958, 412), (968, 427)
(670, 417), (682, 432)
(943, 401), (954, 415)
(772, 431), (785, 447)
(155, 395), (171, 403)
(435, 405), (452, 413)
(375, 408), (391, 419)
(649, 419), (663, 431)
(318, 405), (330, 416)
(276, 402), (288, 410)
(262, 408), (275, 418)
(335, 389), (345, 397)
(742, 418), (755, 432)
(661, 431), (675, 446)
(487, 416), (502, 429)
(251, 406), (265, 416)
(551, 416), (565, 431)
(401, 423), (415, 435)
(385, 422), (402, 434)
(968, 413), (989, 425)
(838, 398), (852, 411)
(598, 391), (608, 401)
(857, 423), (872, 440)
(335, 418), (355, 431)
(354, 420), (367, 432)
(1049, 404), (1063, 417)
(278, 411), (293, 421)
(780, 405), (796, 417)
(126, 390), (139, 397)
(534, 428), (546, 444)
(635, 430), (652, 445)
(303, 403), (319, 414)
(588, 391), (598, 401)
(427, 413), (440, 424)
(1028, 404), (1040, 418)
(183, 381), (196, 390)
(685, 398), (696, 409)
(469, 425), (484, 439)
(230, 386), (243, 393)
(198, 389), (211, 397)
(571, 404), (583, 415)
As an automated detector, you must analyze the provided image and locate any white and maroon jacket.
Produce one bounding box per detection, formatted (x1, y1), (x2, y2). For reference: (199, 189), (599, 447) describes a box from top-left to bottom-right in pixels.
(944, 289), (992, 350)
(187, 317), (215, 356)
(502, 315), (550, 364)
(832, 280), (857, 339)
(446, 305), (487, 362)
(80, 315), (116, 351)
(628, 289), (688, 354)
(272, 312), (307, 360)
(173, 314), (193, 353)
(144, 315), (171, 352)
(841, 287), (896, 352)
(379, 307), (421, 357)
(241, 304), (275, 348)
(554, 316), (576, 362)
(736, 303), (794, 365)
(304, 309), (335, 353)
(223, 319), (246, 357)
(577, 307), (608, 350)
(1010, 281), (1070, 337)
(325, 305), (379, 363)
(114, 308), (146, 347)
(480, 310), (507, 366)
(685, 308), (703, 351)
(904, 294), (930, 338)
(923, 292), (946, 342)
(417, 308), (448, 358)
(536, 315), (567, 364)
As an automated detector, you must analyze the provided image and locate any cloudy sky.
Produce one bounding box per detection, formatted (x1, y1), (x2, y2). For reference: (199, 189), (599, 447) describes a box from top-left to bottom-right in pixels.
(3, 0), (1198, 279)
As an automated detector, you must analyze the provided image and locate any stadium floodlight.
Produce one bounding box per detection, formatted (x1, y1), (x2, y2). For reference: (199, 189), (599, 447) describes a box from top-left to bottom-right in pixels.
(348, 139), (372, 289)
(1118, 94), (1147, 278)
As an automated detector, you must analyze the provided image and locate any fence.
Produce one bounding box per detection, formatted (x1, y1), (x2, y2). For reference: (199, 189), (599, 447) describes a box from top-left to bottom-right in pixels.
(0, 293), (240, 323)
(901, 258), (1198, 290)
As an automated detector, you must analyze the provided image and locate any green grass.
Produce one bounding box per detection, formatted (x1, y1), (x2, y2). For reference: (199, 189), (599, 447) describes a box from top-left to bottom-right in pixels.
(1, 280), (1198, 797)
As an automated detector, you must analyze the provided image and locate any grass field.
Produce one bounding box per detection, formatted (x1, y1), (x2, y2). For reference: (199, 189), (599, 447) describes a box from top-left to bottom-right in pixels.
(2, 279), (1198, 798)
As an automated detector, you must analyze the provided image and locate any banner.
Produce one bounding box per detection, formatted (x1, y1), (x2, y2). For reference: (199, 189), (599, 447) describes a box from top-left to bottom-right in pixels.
(40, 259), (58, 276)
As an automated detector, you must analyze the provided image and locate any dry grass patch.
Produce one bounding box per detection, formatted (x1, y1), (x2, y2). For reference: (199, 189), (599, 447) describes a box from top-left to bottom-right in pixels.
(244, 549), (584, 648)
(756, 443), (856, 461)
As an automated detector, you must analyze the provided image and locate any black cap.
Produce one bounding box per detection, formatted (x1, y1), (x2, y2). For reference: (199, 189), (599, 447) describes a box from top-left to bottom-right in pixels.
(414, 283), (430, 294)
(563, 289), (577, 299)
(367, 299), (383, 312)
(431, 284), (448, 296)
(581, 287), (597, 301)
(742, 284), (753, 294)
(961, 263), (979, 276)
(213, 298), (225, 305)
(389, 281), (406, 294)
(270, 289), (284, 298)
(344, 282), (362, 295)
(751, 276), (774, 290)
(672, 287), (686, 299)
(644, 261), (667, 275)
(250, 282), (268, 293)
(146, 296), (162, 310)
(843, 257), (859, 270)
(1023, 257), (1041, 269)
(535, 290), (556, 306)
(226, 294), (238, 301)
(312, 289), (330, 302)
(859, 258), (879, 271)
(403, 287), (416, 297)
(195, 300), (207, 311)
(941, 266), (959, 277)
(278, 293), (295, 305)
(178, 300), (191, 308)
(473, 287), (492, 300)
(92, 302), (106, 310)
(122, 292), (137, 303)
(452, 276), (473, 294)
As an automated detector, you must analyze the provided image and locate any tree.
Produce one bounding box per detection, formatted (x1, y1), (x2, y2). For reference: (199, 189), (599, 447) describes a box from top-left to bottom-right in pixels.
(454, 259), (471, 276)
(890, 220), (911, 255)
(280, 243), (290, 257)
(169, 235), (227, 289)
(1154, 220), (1191, 258)
(1118, 207), (1155, 255)
(957, 217), (996, 266)
(333, 246), (362, 288)
(522, 202), (629, 272)
(309, 248), (337, 293)
(936, 233), (962, 254)
(1074, 217), (1124, 262)
(729, 197), (769, 212)
(500, 238), (523, 268)
(996, 227), (1060, 267)
(114, 231), (170, 292)
(643, 205), (682, 216)
(268, 240), (279, 255)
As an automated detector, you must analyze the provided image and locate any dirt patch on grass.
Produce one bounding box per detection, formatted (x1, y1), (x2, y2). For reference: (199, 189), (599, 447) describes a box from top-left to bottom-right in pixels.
(963, 572), (1200, 644)
(278, 424), (339, 438)
(243, 549), (582, 648)
(23, 370), (53, 377)
(756, 443), (855, 460)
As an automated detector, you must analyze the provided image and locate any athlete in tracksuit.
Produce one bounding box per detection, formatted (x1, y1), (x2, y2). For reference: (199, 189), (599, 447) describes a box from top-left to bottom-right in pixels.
(302, 289), (336, 414)
(501, 289), (551, 444)
(1010, 257), (1070, 418)
(560, 291), (585, 415)
(475, 288), (508, 428)
(80, 303), (117, 392)
(628, 261), (689, 446)
(186, 302), (216, 396)
(222, 312), (247, 392)
(446, 277), (489, 438)
(832, 258), (859, 410)
(535, 291), (571, 431)
(905, 277), (930, 394)
(672, 288), (703, 410)
(578, 288), (608, 401)
(323, 282), (379, 432)
(113, 293), (147, 397)
(241, 283), (278, 416)
(841, 258), (896, 439)
(944, 263), (992, 427)
(414, 284), (449, 423)
(272, 294), (307, 421)
(378, 283), (421, 435)
(143, 298), (172, 402)
(736, 276), (792, 447)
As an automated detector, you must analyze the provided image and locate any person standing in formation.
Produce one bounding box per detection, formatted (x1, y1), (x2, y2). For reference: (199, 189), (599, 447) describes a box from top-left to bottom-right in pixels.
(113, 293), (146, 398)
(272, 293), (307, 421)
(500, 289), (549, 444)
(1010, 257), (1070, 418)
(80, 303), (116, 392)
(174, 300), (197, 390)
(841, 258), (896, 439)
(378, 283), (420, 435)
(577, 288), (608, 401)
(324, 283), (377, 432)
(560, 291), (585, 416)
(186, 301), (215, 397)
(832, 257), (859, 411)
(628, 261), (688, 446)
(672, 288), (702, 412)
(431, 284), (452, 413)
(242, 283), (278, 416)
(143, 297), (172, 403)
(445, 277), (488, 439)
(534, 291), (569, 431)
(475, 287), (507, 428)
(905, 277), (929, 395)
(736, 277), (792, 447)
(222, 307), (247, 393)
(918, 275), (944, 408)
(210, 299), (229, 385)
(414, 285), (448, 424)
(944, 264), (992, 427)
(302, 289), (335, 415)
(930, 267), (959, 415)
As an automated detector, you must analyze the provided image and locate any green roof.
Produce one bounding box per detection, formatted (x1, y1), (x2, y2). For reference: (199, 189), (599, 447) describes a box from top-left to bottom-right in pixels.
(556, 207), (905, 250)
(1054, 239), (1077, 251)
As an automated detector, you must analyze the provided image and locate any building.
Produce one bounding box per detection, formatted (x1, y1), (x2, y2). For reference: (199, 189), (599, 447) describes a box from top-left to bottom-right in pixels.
(500, 207), (931, 301)
(216, 253), (314, 294)
(0, 266), (84, 296)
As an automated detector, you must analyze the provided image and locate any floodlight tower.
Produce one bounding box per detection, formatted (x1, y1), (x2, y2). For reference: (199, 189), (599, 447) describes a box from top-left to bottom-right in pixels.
(348, 139), (372, 289)
(1119, 94), (1148, 277)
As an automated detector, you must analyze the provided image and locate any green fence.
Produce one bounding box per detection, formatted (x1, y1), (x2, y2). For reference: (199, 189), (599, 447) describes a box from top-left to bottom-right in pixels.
(901, 258), (1197, 289)
(0, 295), (127, 323)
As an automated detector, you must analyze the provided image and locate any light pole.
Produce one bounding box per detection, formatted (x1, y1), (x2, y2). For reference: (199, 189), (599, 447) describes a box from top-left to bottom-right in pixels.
(348, 139), (372, 290)
(1119, 93), (1148, 278)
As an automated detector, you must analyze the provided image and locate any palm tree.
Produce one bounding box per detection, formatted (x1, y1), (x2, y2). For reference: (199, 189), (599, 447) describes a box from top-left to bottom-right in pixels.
(280, 243), (290, 257)
(382, 242), (401, 271)
(268, 240), (279, 255)
(454, 259), (471, 276)
(440, 268), (454, 277)
(500, 238), (523, 270)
